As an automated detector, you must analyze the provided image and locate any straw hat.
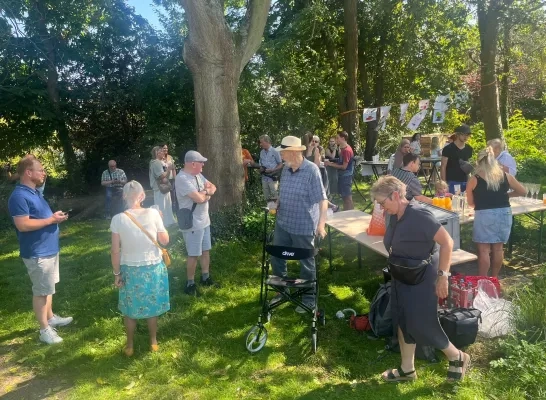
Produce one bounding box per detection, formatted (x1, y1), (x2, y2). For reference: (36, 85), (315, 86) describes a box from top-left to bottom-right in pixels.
(275, 136), (306, 152)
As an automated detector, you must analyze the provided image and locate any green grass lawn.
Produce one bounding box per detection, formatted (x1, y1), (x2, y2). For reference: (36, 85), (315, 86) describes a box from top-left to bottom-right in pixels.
(0, 199), (543, 399)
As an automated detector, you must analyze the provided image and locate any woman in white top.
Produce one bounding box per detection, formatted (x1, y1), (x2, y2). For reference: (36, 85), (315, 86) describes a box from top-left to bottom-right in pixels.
(110, 181), (170, 356)
(409, 133), (421, 155)
(149, 146), (176, 226)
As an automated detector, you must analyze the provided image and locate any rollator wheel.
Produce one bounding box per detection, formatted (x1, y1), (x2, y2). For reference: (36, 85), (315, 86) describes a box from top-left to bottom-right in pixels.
(311, 332), (318, 354)
(318, 309), (326, 326)
(245, 325), (268, 353)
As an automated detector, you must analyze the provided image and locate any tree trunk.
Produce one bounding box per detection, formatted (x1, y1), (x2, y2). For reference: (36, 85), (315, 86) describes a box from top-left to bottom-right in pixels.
(499, 22), (510, 129)
(190, 59), (244, 208)
(477, 0), (504, 141)
(180, 0), (271, 210)
(343, 0), (359, 151)
(33, 0), (78, 183)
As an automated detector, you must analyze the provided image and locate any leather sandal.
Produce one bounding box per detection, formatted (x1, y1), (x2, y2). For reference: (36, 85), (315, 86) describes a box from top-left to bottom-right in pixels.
(447, 351), (471, 381)
(382, 366), (417, 382)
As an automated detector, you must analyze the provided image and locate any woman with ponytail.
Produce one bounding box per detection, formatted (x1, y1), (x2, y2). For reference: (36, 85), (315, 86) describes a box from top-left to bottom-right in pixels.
(110, 180), (170, 356)
(466, 147), (526, 277)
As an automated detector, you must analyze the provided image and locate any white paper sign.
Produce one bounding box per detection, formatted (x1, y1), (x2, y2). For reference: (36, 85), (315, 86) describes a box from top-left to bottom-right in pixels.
(407, 110), (428, 131)
(399, 103), (409, 123)
(432, 110), (446, 124)
(378, 106), (391, 130)
(362, 108), (378, 122)
(435, 94), (450, 103)
(418, 99), (430, 111)
(433, 102), (449, 112)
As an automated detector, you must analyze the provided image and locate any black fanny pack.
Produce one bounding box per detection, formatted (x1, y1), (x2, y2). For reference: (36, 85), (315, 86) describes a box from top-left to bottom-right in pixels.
(177, 203), (197, 230)
(387, 254), (432, 285)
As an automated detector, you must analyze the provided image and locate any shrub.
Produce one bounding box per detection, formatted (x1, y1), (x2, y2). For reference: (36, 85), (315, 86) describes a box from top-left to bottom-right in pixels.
(511, 271), (546, 343)
(490, 339), (546, 399)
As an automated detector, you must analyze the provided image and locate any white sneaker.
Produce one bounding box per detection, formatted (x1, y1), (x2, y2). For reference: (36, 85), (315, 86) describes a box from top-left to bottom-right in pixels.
(48, 314), (73, 328)
(39, 326), (63, 344)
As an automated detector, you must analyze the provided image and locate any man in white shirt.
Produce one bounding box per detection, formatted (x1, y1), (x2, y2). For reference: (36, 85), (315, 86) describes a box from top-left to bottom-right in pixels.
(488, 139), (517, 176)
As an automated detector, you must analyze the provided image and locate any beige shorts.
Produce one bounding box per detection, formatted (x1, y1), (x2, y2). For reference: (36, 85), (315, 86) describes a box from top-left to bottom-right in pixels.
(22, 253), (60, 296)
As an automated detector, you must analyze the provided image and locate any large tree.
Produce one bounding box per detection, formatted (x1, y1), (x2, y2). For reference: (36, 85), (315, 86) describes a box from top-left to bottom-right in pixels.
(342, 0), (359, 149)
(180, 0), (271, 209)
(476, 0), (506, 140)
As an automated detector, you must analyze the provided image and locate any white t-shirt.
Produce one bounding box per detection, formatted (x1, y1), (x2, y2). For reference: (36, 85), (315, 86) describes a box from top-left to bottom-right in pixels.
(175, 171), (210, 231)
(110, 208), (166, 266)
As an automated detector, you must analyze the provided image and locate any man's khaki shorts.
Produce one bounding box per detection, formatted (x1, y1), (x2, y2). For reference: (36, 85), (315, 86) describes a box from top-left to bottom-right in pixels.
(22, 253), (60, 296)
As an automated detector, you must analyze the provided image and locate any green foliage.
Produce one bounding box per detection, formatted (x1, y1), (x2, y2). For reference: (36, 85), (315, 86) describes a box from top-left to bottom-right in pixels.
(511, 271), (546, 343)
(468, 111), (546, 183)
(490, 339), (546, 400)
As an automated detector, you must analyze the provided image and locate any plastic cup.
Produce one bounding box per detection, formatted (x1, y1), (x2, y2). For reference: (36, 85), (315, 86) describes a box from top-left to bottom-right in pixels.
(445, 197), (452, 210)
(543, 193), (546, 205)
(454, 184), (461, 195)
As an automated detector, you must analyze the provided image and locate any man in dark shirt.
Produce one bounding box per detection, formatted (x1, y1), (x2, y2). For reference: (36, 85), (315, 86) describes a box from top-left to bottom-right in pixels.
(441, 125), (473, 194)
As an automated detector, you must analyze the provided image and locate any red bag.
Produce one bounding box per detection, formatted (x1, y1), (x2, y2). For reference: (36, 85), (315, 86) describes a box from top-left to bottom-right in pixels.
(350, 314), (372, 331)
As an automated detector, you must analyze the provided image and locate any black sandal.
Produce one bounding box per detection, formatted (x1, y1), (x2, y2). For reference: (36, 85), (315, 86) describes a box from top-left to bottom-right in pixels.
(382, 366), (417, 382)
(447, 351), (471, 381)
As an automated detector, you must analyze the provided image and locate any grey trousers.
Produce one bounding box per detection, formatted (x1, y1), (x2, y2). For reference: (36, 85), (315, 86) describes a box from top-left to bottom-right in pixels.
(271, 224), (316, 305)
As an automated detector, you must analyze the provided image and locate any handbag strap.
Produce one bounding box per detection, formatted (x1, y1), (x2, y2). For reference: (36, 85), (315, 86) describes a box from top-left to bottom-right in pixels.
(123, 211), (165, 252)
(388, 209), (436, 259)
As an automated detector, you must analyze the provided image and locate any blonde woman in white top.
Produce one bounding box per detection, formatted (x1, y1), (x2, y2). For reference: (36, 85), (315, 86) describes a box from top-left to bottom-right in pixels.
(149, 146), (176, 226)
(110, 181), (170, 356)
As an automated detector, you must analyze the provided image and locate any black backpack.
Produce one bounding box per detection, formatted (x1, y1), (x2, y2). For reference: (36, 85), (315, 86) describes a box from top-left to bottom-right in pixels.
(368, 282), (392, 337)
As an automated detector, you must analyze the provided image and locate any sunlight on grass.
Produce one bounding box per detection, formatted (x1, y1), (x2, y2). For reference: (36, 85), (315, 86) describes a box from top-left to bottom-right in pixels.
(1, 219), (544, 399)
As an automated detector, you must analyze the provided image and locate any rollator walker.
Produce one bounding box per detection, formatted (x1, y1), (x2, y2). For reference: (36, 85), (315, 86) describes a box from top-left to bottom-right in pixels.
(244, 208), (325, 354)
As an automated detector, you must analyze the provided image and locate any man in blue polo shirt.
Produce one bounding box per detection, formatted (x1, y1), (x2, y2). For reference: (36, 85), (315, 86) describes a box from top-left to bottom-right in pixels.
(8, 155), (73, 344)
(269, 136), (327, 312)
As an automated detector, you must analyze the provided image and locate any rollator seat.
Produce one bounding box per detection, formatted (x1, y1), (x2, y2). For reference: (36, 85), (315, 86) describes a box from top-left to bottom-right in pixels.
(266, 275), (316, 288)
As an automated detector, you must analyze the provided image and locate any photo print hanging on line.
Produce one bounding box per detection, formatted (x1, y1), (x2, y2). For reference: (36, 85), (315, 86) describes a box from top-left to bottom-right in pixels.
(399, 103), (409, 123)
(432, 110), (446, 124)
(407, 110), (428, 131)
(362, 108), (378, 122)
(378, 106), (391, 130)
(418, 99), (430, 111)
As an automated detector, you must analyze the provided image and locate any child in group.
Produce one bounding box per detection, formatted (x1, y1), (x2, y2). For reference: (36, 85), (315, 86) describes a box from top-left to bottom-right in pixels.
(435, 180), (453, 198)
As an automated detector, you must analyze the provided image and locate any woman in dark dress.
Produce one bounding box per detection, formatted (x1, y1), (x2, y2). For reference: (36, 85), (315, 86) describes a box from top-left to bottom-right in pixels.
(370, 176), (470, 382)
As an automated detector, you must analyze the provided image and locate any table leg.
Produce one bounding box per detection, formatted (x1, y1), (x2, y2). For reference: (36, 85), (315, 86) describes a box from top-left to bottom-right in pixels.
(539, 210), (544, 263)
(372, 165), (379, 180)
(328, 225), (333, 273)
(358, 243), (362, 269)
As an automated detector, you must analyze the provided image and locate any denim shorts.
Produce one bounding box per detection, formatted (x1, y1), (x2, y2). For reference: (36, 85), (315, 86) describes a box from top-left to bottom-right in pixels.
(182, 225), (212, 256)
(337, 175), (353, 198)
(473, 207), (512, 244)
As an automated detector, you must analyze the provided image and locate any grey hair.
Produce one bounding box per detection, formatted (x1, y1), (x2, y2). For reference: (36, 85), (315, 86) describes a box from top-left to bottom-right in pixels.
(259, 135), (271, 143)
(151, 146), (160, 159)
(370, 176), (407, 201)
(487, 138), (505, 151)
(313, 135), (320, 143)
(123, 180), (145, 207)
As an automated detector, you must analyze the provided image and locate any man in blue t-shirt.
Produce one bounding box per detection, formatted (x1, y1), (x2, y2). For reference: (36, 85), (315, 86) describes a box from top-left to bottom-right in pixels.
(8, 155), (73, 345)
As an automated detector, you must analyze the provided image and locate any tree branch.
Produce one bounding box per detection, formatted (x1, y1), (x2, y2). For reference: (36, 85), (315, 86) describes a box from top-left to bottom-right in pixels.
(237, 0), (271, 73)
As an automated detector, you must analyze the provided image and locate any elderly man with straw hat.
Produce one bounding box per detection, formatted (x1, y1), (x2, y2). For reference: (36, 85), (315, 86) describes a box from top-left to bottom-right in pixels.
(269, 136), (328, 312)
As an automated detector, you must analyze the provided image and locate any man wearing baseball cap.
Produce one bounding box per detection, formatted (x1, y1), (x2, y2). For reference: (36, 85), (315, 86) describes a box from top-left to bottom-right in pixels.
(441, 125), (473, 194)
(175, 150), (218, 296)
(269, 136), (328, 313)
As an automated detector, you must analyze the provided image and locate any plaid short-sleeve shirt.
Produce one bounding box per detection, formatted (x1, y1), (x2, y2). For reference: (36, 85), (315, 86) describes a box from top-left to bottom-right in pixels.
(101, 168), (127, 189)
(276, 159), (327, 236)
